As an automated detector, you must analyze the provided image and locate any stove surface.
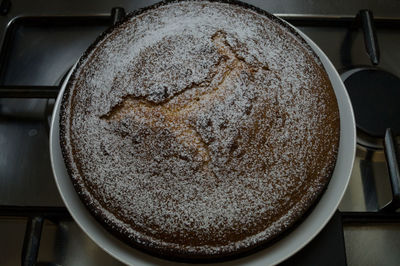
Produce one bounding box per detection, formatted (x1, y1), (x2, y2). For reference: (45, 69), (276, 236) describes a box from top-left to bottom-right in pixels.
(1, 1), (400, 265)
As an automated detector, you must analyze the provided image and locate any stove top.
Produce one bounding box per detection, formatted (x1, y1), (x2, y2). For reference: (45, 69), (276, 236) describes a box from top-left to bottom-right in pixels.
(1, 1), (400, 265)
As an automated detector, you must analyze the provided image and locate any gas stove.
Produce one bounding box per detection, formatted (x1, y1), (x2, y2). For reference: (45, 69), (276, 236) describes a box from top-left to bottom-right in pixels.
(1, 1), (400, 265)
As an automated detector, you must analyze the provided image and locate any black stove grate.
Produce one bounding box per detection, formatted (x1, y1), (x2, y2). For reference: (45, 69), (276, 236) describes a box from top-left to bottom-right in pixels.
(1, 7), (400, 266)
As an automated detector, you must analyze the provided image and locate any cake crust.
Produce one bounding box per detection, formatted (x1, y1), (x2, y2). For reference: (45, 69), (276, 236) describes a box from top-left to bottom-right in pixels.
(60, 0), (340, 261)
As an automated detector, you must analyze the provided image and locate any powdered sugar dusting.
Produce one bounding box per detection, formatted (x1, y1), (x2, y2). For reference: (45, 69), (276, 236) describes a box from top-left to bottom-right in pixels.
(62, 0), (339, 258)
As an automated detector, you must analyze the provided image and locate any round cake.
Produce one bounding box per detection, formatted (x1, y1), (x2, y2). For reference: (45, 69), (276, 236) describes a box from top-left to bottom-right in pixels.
(60, 0), (340, 261)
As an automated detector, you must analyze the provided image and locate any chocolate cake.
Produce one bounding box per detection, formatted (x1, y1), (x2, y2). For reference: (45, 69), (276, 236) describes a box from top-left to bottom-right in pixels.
(60, 0), (340, 261)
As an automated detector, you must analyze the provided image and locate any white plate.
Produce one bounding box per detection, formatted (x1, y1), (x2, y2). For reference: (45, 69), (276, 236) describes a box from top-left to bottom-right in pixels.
(50, 21), (356, 266)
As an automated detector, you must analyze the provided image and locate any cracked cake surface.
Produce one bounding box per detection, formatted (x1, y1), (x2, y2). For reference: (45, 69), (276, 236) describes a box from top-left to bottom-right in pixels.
(60, 0), (340, 261)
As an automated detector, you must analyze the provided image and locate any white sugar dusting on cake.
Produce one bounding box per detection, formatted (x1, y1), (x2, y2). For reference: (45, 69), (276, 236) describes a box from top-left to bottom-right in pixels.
(61, 0), (339, 258)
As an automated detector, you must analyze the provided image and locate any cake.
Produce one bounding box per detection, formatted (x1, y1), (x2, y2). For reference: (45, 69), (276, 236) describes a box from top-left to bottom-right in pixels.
(60, 0), (340, 261)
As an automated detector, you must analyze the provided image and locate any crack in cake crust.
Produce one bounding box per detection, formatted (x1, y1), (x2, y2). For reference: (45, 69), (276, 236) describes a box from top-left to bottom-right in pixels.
(100, 30), (271, 164)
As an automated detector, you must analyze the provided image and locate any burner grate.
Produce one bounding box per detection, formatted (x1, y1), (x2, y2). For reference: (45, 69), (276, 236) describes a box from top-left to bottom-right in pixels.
(1, 7), (400, 266)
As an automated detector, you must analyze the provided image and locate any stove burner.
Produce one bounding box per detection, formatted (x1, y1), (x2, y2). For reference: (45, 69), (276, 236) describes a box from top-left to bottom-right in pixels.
(341, 67), (400, 138)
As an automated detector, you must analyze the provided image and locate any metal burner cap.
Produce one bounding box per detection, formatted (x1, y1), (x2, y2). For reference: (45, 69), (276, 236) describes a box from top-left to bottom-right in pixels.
(341, 67), (400, 138)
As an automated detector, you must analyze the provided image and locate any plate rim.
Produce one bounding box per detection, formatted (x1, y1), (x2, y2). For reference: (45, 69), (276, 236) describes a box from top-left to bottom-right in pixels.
(49, 10), (356, 266)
